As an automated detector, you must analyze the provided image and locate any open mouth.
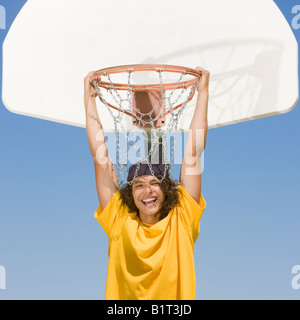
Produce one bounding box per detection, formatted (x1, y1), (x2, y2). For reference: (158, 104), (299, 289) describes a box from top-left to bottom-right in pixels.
(141, 197), (158, 207)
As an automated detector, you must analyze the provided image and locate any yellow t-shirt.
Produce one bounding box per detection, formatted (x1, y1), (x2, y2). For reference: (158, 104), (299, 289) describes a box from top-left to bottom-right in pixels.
(94, 184), (206, 300)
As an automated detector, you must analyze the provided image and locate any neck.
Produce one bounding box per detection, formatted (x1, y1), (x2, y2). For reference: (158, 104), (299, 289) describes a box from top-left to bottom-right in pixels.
(138, 211), (161, 225)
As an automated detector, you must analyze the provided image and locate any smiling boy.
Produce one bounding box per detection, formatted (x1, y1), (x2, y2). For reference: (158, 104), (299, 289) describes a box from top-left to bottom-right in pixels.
(84, 67), (209, 300)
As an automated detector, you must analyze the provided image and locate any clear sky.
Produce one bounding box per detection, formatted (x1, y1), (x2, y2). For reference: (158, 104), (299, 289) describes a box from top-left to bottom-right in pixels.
(0, 0), (300, 300)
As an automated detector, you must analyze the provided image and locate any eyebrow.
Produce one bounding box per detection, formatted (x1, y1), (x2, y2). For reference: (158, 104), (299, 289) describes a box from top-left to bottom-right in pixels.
(133, 179), (158, 185)
(133, 180), (143, 184)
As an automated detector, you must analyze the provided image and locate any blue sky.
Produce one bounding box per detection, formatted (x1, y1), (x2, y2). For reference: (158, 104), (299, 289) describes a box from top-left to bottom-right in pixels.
(0, 0), (300, 300)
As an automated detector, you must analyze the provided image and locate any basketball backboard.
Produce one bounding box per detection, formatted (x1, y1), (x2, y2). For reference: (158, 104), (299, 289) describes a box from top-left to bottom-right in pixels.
(2, 0), (298, 132)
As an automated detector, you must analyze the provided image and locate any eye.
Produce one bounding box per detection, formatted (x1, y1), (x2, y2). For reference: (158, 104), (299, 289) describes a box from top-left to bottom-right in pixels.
(151, 182), (160, 186)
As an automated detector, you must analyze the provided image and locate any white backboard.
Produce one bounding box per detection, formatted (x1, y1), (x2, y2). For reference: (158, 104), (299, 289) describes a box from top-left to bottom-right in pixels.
(2, 0), (298, 131)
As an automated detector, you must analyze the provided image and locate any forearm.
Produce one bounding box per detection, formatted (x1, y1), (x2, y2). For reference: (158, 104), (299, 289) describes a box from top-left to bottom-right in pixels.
(85, 97), (109, 162)
(180, 67), (209, 196)
(191, 91), (209, 128)
(187, 91), (209, 157)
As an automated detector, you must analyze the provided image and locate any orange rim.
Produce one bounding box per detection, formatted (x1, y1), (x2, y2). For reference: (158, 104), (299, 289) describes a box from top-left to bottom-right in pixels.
(91, 64), (201, 91)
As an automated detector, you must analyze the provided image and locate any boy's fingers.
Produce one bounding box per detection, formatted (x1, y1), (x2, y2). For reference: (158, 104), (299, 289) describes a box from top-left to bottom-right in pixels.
(195, 66), (210, 76)
(84, 71), (95, 83)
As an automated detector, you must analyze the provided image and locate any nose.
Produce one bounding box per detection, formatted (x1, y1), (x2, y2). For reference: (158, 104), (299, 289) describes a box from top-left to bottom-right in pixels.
(145, 184), (153, 192)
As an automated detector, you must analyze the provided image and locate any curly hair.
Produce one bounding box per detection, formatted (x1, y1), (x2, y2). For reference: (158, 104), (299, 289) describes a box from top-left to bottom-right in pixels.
(119, 175), (182, 221)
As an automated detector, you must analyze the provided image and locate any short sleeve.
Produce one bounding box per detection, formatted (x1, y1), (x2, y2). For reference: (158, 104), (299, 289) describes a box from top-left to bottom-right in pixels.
(176, 184), (206, 242)
(94, 190), (128, 239)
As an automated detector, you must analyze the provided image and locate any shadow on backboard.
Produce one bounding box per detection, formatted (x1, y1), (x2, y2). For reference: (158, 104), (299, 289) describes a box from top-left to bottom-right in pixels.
(140, 38), (285, 129)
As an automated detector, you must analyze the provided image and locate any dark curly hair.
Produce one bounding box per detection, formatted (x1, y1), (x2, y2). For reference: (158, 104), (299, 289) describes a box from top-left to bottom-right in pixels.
(119, 175), (182, 221)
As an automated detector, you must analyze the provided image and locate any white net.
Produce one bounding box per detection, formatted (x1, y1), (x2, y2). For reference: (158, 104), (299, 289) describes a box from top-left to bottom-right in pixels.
(92, 67), (199, 187)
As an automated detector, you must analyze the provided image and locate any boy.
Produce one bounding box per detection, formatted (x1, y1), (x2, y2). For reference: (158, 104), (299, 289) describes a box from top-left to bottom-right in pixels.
(84, 67), (209, 299)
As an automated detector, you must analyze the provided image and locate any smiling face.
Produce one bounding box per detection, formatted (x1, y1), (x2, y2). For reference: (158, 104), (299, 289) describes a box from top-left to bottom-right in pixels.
(131, 175), (165, 224)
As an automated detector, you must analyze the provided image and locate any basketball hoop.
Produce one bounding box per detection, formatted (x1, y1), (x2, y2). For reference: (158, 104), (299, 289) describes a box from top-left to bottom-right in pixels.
(91, 64), (201, 127)
(91, 64), (201, 186)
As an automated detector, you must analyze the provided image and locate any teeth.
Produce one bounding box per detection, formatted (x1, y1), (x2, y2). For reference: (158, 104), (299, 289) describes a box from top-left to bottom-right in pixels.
(142, 198), (156, 203)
